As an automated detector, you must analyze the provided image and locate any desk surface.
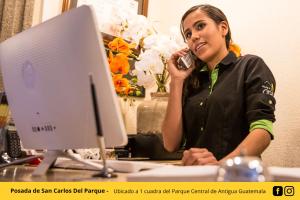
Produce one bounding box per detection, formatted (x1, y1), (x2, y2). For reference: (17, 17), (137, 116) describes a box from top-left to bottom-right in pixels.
(0, 165), (128, 182)
(2, 162), (299, 182)
(0, 160), (181, 182)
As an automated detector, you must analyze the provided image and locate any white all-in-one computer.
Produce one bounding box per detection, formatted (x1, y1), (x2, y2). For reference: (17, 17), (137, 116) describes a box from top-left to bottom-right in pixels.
(0, 6), (127, 176)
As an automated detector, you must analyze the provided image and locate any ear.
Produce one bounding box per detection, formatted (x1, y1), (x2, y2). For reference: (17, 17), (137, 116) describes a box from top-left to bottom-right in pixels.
(219, 21), (229, 37)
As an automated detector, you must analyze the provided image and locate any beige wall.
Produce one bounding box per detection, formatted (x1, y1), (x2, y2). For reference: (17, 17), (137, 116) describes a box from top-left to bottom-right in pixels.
(148, 0), (300, 167)
(42, 0), (62, 21)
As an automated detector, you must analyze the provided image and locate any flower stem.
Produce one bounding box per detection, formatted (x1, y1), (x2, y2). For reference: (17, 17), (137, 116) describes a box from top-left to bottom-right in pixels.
(157, 84), (167, 93)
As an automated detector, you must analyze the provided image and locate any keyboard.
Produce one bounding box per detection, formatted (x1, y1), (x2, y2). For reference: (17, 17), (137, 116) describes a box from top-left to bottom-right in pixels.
(54, 157), (166, 173)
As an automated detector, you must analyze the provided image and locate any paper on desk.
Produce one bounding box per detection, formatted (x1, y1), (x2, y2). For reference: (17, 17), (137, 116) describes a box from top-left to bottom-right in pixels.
(54, 157), (167, 173)
(127, 165), (219, 182)
(269, 166), (300, 181)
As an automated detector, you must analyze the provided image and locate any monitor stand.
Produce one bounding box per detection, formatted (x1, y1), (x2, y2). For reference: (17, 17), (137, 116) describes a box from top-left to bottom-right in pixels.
(32, 149), (116, 177)
(32, 150), (79, 176)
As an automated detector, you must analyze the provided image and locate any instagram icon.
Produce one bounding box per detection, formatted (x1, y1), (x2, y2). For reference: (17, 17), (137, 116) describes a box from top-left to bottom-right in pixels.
(284, 186), (294, 196)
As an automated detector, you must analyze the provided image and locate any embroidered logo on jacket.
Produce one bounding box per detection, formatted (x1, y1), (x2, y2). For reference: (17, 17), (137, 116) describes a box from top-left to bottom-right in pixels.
(262, 81), (274, 96)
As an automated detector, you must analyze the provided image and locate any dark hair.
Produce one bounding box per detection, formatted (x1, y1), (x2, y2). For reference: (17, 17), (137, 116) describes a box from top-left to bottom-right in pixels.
(180, 4), (231, 48)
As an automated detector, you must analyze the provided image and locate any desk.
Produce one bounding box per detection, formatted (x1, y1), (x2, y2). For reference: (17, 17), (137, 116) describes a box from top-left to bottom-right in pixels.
(2, 163), (300, 182)
(0, 159), (181, 182)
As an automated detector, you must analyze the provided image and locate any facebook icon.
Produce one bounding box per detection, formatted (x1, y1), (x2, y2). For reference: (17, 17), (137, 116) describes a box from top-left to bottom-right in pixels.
(273, 186), (283, 196)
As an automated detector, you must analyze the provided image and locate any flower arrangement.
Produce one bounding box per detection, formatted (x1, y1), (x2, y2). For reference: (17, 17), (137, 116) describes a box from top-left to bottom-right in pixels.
(107, 37), (143, 97)
(229, 43), (241, 57)
(89, 0), (184, 93)
(107, 23), (183, 94)
(90, 4), (180, 93)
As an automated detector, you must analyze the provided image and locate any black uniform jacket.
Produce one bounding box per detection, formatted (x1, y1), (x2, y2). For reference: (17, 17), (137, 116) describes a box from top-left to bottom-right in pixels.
(182, 51), (276, 160)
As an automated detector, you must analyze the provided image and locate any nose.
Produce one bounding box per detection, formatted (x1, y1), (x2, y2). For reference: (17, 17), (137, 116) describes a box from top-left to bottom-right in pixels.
(190, 30), (200, 42)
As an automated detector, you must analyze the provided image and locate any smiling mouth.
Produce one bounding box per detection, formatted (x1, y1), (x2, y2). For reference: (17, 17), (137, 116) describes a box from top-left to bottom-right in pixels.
(195, 43), (206, 52)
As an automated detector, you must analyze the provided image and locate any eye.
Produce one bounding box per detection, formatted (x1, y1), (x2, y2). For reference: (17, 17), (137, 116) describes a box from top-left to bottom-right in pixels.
(196, 22), (206, 30)
(185, 31), (192, 40)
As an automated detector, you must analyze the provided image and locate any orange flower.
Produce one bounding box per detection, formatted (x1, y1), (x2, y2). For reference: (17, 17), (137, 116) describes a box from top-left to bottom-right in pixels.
(108, 37), (135, 56)
(107, 37), (140, 96)
(229, 43), (241, 57)
(112, 74), (130, 95)
(108, 52), (130, 75)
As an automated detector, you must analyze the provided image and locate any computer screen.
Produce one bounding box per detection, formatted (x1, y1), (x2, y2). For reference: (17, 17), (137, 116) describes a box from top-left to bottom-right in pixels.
(0, 6), (127, 156)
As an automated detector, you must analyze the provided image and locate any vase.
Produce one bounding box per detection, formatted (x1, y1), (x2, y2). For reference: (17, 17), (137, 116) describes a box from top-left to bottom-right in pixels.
(136, 92), (169, 134)
(119, 97), (137, 134)
(156, 83), (167, 93)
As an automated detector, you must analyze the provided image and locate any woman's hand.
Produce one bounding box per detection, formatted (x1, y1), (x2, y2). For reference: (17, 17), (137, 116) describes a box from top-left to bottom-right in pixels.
(167, 48), (195, 82)
(181, 148), (219, 165)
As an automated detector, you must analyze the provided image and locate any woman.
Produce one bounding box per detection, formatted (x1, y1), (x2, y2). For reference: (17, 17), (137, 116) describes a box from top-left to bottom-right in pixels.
(162, 4), (276, 165)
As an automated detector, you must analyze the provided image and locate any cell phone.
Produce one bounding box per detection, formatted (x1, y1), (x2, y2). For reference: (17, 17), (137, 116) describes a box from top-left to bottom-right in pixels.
(177, 50), (194, 70)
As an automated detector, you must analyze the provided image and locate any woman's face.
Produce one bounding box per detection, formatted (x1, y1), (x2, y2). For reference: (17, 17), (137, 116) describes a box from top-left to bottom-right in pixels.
(182, 9), (228, 63)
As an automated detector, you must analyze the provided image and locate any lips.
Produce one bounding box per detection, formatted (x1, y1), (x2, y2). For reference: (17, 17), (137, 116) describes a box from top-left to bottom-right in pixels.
(195, 42), (206, 52)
